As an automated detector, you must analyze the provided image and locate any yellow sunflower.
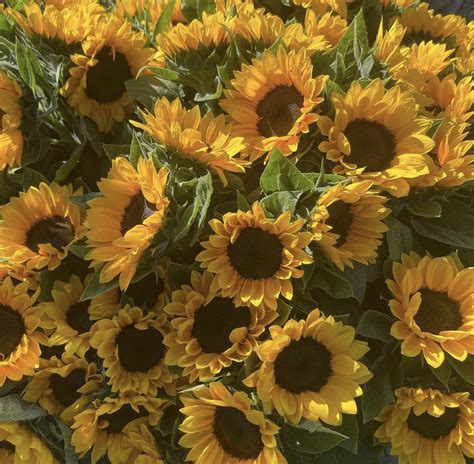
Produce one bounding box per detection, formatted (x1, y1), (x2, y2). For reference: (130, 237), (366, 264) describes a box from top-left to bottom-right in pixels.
(61, 17), (154, 133)
(114, 0), (186, 25)
(196, 201), (313, 310)
(388, 253), (474, 368)
(0, 277), (44, 387)
(375, 387), (474, 464)
(89, 287), (121, 320)
(179, 382), (286, 464)
(71, 394), (168, 464)
(131, 98), (249, 184)
(292, 0), (352, 18)
(0, 261), (39, 290)
(164, 270), (277, 383)
(0, 182), (83, 271)
(244, 308), (372, 425)
(308, 180), (390, 270)
(0, 422), (58, 464)
(124, 424), (164, 464)
(40, 274), (95, 356)
(22, 354), (102, 425)
(303, 10), (348, 48)
(85, 157), (169, 291)
(0, 72), (23, 171)
(220, 47), (328, 161)
(317, 79), (434, 197)
(89, 305), (173, 396)
(375, 19), (409, 76)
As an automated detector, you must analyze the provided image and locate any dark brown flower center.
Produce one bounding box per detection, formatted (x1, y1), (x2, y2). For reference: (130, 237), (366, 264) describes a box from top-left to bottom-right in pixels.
(213, 407), (263, 460)
(256, 85), (304, 137)
(325, 200), (353, 246)
(120, 192), (156, 235)
(85, 46), (133, 103)
(116, 324), (165, 372)
(0, 304), (25, 359)
(50, 369), (86, 407)
(227, 227), (283, 280)
(66, 301), (93, 334)
(102, 404), (146, 434)
(124, 272), (165, 308)
(274, 337), (332, 393)
(0, 440), (15, 454)
(344, 119), (397, 172)
(25, 215), (75, 253)
(414, 289), (462, 334)
(407, 407), (459, 439)
(192, 297), (251, 353)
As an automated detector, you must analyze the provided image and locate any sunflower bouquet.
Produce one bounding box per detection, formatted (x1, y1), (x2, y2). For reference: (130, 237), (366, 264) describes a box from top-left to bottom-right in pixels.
(0, 0), (473, 462)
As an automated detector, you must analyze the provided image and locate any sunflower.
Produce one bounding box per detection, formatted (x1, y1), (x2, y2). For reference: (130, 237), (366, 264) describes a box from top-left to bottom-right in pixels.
(0, 422), (58, 464)
(22, 354), (102, 425)
(244, 308), (371, 425)
(179, 382), (286, 464)
(60, 17), (154, 133)
(196, 202), (313, 310)
(375, 19), (409, 76)
(292, 0), (352, 18)
(89, 305), (173, 396)
(0, 72), (23, 171)
(71, 394), (168, 464)
(0, 261), (39, 290)
(124, 424), (164, 464)
(0, 277), (44, 387)
(131, 98), (249, 185)
(303, 10), (348, 48)
(85, 157), (169, 291)
(375, 387), (474, 464)
(164, 271), (277, 383)
(89, 287), (121, 320)
(114, 0), (186, 25)
(317, 79), (434, 197)
(40, 274), (95, 356)
(220, 47), (328, 161)
(387, 252), (474, 368)
(308, 180), (390, 270)
(0, 182), (83, 271)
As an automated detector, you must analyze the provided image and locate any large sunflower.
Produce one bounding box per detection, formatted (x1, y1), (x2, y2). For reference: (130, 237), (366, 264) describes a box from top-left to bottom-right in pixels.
(0, 72), (23, 171)
(388, 253), (474, 368)
(124, 424), (164, 464)
(244, 308), (372, 425)
(0, 422), (58, 464)
(89, 305), (173, 396)
(375, 387), (474, 464)
(317, 79), (434, 197)
(308, 180), (390, 270)
(61, 17), (154, 133)
(220, 47), (328, 161)
(131, 98), (249, 184)
(71, 394), (167, 464)
(0, 182), (83, 271)
(22, 354), (102, 425)
(196, 202), (313, 310)
(164, 271), (277, 383)
(0, 277), (44, 387)
(179, 382), (286, 464)
(85, 157), (169, 291)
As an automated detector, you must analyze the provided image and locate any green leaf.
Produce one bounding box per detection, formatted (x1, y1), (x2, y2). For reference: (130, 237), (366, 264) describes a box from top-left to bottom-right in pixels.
(385, 217), (413, 263)
(54, 150), (81, 184)
(80, 272), (119, 301)
(429, 361), (451, 390)
(15, 39), (35, 91)
(139, 66), (180, 81)
(406, 198), (442, 218)
(194, 76), (223, 102)
(236, 190), (250, 212)
(260, 150), (313, 193)
(126, 75), (180, 108)
(260, 191), (302, 217)
(155, 0), (176, 33)
(0, 395), (47, 421)
(448, 355), (474, 384)
(130, 131), (144, 168)
(69, 243), (89, 259)
(311, 266), (354, 300)
(54, 419), (79, 464)
(274, 299), (292, 326)
(22, 167), (49, 189)
(69, 192), (102, 206)
(103, 144), (130, 161)
(356, 310), (394, 342)
(336, 415), (359, 454)
(167, 262), (192, 289)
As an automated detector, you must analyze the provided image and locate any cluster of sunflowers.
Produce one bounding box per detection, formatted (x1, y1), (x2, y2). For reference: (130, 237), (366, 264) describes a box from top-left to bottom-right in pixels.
(0, 0), (473, 462)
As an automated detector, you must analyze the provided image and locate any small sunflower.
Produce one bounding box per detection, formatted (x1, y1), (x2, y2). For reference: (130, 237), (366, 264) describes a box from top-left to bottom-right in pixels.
(0, 422), (58, 464)
(90, 305), (173, 396)
(0, 72), (23, 170)
(303, 10), (348, 48)
(388, 253), (474, 368)
(71, 394), (168, 464)
(244, 308), (372, 425)
(40, 275), (95, 356)
(220, 47), (328, 161)
(375, 387), (474, 464)
(196, 202), (313, 310)
(308, 180), (390, 270)
(114, 0), (186, 25)
(61, 17), (154, 132)
(124, 424), (164, 464)
(85, 157), (169, 291)
(0, 182), (83, 271)
(292, 0), (352, 18)
(317, 79), (434, 197)
(164, 271), (277, 383)
(22, 354), (102, 425)
(375, 20), (409, 76)
(131, 98), (249, 185)
(179, 382), (286, 464)
(0, 277), (44, 387)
